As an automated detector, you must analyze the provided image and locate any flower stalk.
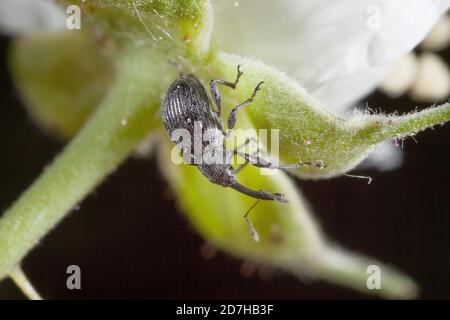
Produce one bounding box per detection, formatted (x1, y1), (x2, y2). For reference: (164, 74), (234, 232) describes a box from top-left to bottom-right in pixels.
(355, 102), (450, 144)
(0, 44), (173, 281)
(9, 267), (42, 300)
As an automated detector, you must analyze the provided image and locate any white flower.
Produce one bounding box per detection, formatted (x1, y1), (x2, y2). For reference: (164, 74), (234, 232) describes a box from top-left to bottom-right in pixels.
(421, 13), (450, 50)
(0, 0), (65, 35)
(214, 0), (450, 170)
(411, 52), (450, 101)
(380, 14), (450, 104)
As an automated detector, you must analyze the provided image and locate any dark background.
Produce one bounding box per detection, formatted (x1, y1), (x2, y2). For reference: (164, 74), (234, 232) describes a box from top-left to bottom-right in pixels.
(0, 35), (449, 300)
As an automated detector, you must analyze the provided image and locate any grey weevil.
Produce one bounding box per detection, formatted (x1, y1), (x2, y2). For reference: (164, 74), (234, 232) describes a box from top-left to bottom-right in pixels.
(161, 65), (324, 241)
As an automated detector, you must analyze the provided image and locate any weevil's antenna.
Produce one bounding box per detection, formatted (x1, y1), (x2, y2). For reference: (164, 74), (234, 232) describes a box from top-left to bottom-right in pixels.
(132, 0), (158, 41)
(343, 173), (373, 184)
(244, 199), (262, 242)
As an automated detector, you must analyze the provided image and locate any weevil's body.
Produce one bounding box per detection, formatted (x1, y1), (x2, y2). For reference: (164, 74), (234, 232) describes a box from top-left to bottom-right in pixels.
(161, 66), (323, 240)
(162, 75), (236, 188)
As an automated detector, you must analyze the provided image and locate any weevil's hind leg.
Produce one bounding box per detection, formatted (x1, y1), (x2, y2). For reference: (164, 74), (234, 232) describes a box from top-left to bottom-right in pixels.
(227, 81), (264, 133)
(244, 199), (262, 242)
(230, 181), (288, 203)
(236, 152), (324, 171)
(210, 65), (243, 116)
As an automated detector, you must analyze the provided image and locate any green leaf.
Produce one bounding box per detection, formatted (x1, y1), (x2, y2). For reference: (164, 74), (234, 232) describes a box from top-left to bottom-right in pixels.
(157, 137), (417, 299)
(9, 31), (112, 139)
(0, 43), (174, 281)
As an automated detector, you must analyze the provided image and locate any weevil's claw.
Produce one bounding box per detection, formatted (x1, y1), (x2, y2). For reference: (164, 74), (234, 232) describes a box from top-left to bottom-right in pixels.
(249, 81), (264, 99)
(237, 64), (243, 75)
(245, 217), (260, 242)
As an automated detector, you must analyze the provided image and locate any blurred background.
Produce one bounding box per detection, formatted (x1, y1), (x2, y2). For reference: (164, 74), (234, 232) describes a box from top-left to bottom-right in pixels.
(0, 33), (450, 299)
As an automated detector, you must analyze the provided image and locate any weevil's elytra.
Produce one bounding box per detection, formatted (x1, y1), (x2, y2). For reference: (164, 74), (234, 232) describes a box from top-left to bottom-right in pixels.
(161, 65), (324, 241)
(162, 76), (223, 138)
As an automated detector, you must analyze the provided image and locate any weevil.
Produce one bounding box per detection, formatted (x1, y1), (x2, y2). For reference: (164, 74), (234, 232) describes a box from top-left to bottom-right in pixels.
(161, 65), (323, 241)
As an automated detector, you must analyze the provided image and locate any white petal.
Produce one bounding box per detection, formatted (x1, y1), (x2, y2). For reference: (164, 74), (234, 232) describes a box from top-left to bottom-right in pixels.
(379, 52), (419, 98)
(420, 14), (450, 51)
(312, 66), (387, 115)
(359, 141), (403, 171)
(410, 52), (450, 102)
(0, 0), (65, 36)
(214, 0), (450, 109)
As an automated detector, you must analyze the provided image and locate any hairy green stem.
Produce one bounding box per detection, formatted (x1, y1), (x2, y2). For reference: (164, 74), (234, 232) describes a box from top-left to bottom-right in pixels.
(0, 45), (172, 280)
(9, 267), (43, 300)
(373, 102), (450, 142)
(353, 102), (450, 144)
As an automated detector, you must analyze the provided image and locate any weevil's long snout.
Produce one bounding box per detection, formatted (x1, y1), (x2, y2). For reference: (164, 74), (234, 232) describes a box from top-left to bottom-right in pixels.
(230, 181), (289, 203)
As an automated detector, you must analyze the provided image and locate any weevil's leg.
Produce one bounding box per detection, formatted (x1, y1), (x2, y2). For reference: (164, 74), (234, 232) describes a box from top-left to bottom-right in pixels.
(227, 81), (264, 132)
(230, 181), (288, 203)
(244, 199), (262, 242)
(236, 152), (324, 170)
(232, 137), (259, 174)
(210, 65), (243, 115)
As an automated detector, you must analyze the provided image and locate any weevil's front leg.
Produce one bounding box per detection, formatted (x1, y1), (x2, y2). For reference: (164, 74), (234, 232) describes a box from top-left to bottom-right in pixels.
(210, 65), (243, 116)
(226, 81), (264, 133)
(236, 152), (324, 170)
